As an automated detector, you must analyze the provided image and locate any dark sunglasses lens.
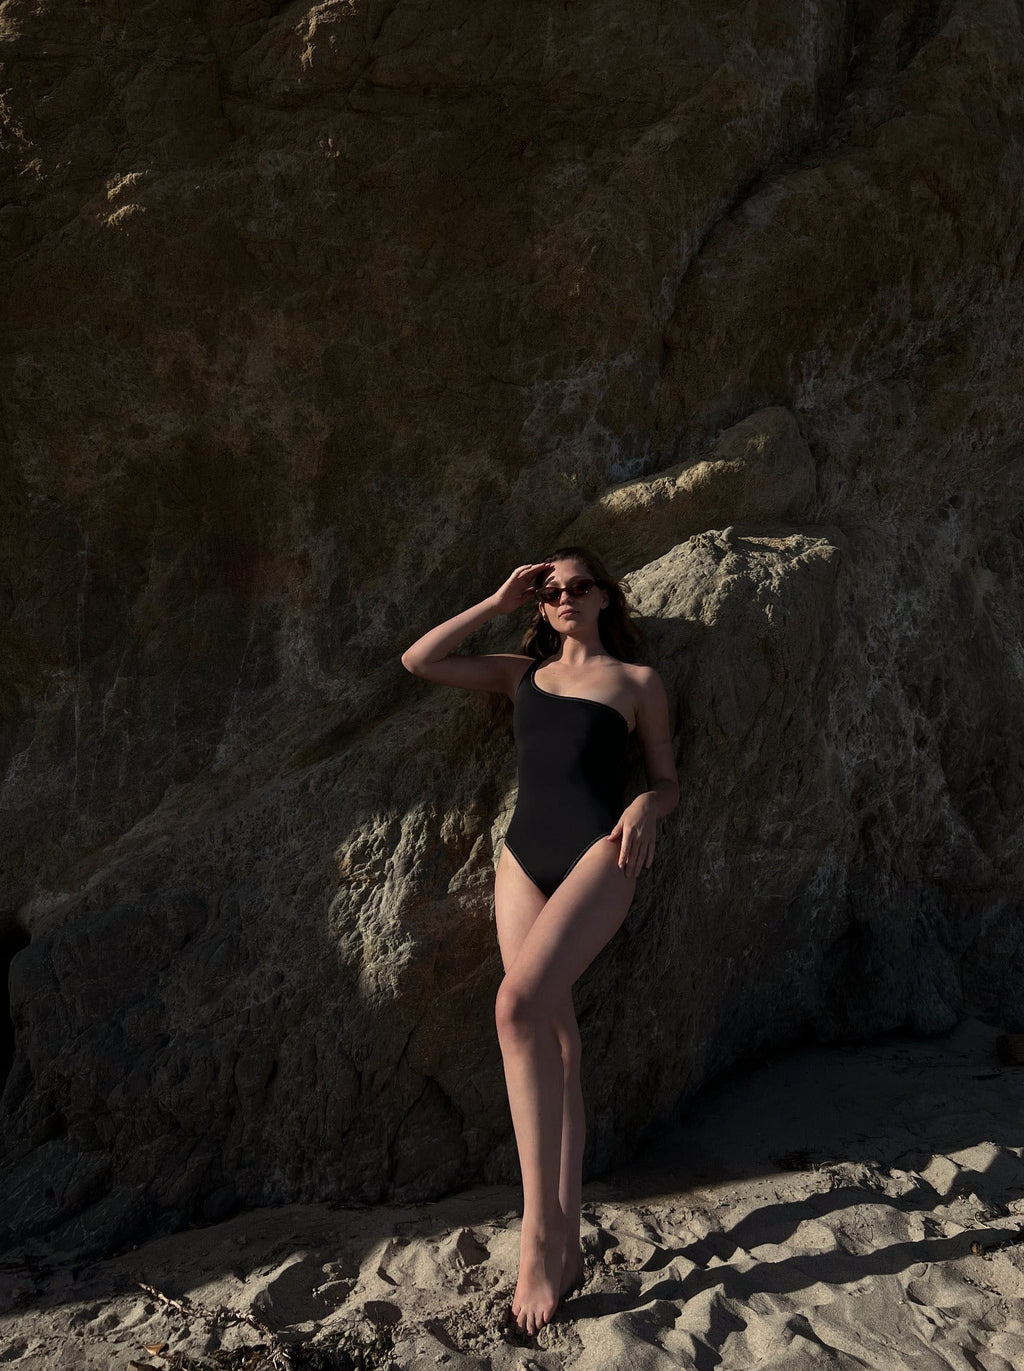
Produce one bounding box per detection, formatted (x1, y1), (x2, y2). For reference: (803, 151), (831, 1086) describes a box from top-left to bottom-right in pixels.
(538, 578), (595, 604)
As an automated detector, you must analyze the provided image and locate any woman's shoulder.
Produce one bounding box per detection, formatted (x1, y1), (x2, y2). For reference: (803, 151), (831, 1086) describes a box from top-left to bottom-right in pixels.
(619, 660), (660, 685)
(619, 661), (669, 709)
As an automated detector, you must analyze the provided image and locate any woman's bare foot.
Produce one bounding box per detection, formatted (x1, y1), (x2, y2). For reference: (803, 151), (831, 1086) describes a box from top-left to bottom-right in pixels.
(559, 1238), (585, 1297)
(510, 1224), (565, 1335)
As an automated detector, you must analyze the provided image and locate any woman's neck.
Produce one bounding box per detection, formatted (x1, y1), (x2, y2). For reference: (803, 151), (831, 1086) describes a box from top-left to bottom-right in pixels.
(549, 637), (610, 668)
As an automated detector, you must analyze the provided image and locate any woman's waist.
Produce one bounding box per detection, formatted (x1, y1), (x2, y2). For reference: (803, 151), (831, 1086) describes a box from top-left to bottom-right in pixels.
(510, 776), (625, 815)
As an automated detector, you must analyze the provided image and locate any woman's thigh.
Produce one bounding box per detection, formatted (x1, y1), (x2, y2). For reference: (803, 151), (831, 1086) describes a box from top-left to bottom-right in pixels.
(494, 842), (547, 974)
(502, 837), (637, 1007)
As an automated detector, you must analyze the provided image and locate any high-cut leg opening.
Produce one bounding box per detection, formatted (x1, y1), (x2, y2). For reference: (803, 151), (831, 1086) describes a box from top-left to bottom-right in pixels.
(503, 832), (617, 902)
(500, 840), (554, 899)
(558, 832), (615, 886)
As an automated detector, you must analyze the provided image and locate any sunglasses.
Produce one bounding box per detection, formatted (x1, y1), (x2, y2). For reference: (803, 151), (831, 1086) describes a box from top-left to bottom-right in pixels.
(534, 577), (599, 605)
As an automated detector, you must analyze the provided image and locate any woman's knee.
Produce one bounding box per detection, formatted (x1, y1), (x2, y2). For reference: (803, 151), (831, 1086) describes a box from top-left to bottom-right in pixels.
(495, 975), (550, 1037)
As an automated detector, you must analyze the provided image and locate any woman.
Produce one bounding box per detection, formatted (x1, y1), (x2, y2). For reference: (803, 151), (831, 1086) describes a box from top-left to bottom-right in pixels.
(400, 545), (679, 1335)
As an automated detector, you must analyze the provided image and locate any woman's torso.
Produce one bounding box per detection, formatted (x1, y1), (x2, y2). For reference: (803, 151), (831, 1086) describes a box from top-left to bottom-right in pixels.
(510, 657), (632, 817)
(502, 656), (634, 894)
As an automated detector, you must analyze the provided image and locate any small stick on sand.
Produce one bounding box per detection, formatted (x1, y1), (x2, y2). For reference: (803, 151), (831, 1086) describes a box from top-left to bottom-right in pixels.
(135, 1278), (293, 1369)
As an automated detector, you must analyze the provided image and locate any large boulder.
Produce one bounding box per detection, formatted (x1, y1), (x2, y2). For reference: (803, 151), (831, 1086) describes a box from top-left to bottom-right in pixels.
(1, 0), (1022, 1254)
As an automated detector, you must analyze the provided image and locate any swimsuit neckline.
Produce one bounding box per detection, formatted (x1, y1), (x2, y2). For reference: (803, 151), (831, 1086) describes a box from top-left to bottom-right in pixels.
(530, 659), (633, 735)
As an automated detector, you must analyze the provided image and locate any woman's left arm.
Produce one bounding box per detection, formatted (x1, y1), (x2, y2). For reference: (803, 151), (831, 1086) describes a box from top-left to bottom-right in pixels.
(607, 668), (680, 879)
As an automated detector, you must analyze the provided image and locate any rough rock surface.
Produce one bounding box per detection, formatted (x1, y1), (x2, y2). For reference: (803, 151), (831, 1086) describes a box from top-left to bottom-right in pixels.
(0, 0), (1022, 1255)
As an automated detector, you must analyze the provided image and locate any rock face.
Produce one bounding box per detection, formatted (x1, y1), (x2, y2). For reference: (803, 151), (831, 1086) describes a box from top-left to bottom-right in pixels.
(1, 0), (1022, 1254)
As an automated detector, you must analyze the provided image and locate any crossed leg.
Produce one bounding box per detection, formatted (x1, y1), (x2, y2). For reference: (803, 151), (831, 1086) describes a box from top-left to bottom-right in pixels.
(493, 835), (637, 1335)
(494, 851), (586, 1318)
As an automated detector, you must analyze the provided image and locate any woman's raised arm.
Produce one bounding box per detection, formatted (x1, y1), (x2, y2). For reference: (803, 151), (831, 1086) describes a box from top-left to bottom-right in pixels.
(399, 561), (553, 697)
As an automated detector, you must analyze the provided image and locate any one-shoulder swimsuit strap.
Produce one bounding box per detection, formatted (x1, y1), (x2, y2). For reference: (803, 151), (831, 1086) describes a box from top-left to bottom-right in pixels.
(503, 659), (629, 899)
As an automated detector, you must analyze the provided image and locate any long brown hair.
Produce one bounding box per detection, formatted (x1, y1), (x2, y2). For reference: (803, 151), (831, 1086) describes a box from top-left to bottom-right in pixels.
(517, 545), (643, 663)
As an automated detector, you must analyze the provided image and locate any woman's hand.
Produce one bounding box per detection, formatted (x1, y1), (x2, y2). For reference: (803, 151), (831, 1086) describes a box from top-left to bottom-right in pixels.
(488, 562), (555, 616)
(607, 796), (657, 879)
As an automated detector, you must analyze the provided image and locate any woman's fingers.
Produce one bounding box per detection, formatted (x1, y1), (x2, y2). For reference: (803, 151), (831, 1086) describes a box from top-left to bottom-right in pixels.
(508, 561), (553, 606)
(620, 838), (636, 875)
(619, 831), (655, 876)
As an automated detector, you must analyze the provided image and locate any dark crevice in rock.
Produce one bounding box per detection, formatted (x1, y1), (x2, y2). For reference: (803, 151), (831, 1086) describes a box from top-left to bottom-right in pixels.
(806, 0), (946, 152)
(660, 0), (951, 380)
(192, 7), (240, 144)
(889, 0), (947, 74)
(0, 921), (31, 1092)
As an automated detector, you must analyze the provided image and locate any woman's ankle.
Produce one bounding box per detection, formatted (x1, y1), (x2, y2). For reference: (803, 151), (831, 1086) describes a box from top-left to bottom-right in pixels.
(520, 1214), (568, 1245)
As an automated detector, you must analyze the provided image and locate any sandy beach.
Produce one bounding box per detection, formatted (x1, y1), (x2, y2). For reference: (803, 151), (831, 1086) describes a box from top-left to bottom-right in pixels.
(2, 1014), (1022, 1370)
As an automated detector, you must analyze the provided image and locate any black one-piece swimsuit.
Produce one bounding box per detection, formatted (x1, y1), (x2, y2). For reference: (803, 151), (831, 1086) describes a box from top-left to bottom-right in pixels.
(503, 659), (631, 898)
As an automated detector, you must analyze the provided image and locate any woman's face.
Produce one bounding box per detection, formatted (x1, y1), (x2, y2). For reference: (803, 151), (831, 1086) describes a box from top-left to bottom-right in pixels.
(540, 559), (609, 634)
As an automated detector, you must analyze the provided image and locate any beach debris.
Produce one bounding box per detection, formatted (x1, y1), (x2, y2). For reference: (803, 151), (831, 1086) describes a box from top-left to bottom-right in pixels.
(132, 1283), (395, 1370)
(771, 1149), (831, 1172)
(125, 1318), (395, 1370)
(136, 1279), (293, 1368)
(969, 1225), (1024, 1257)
